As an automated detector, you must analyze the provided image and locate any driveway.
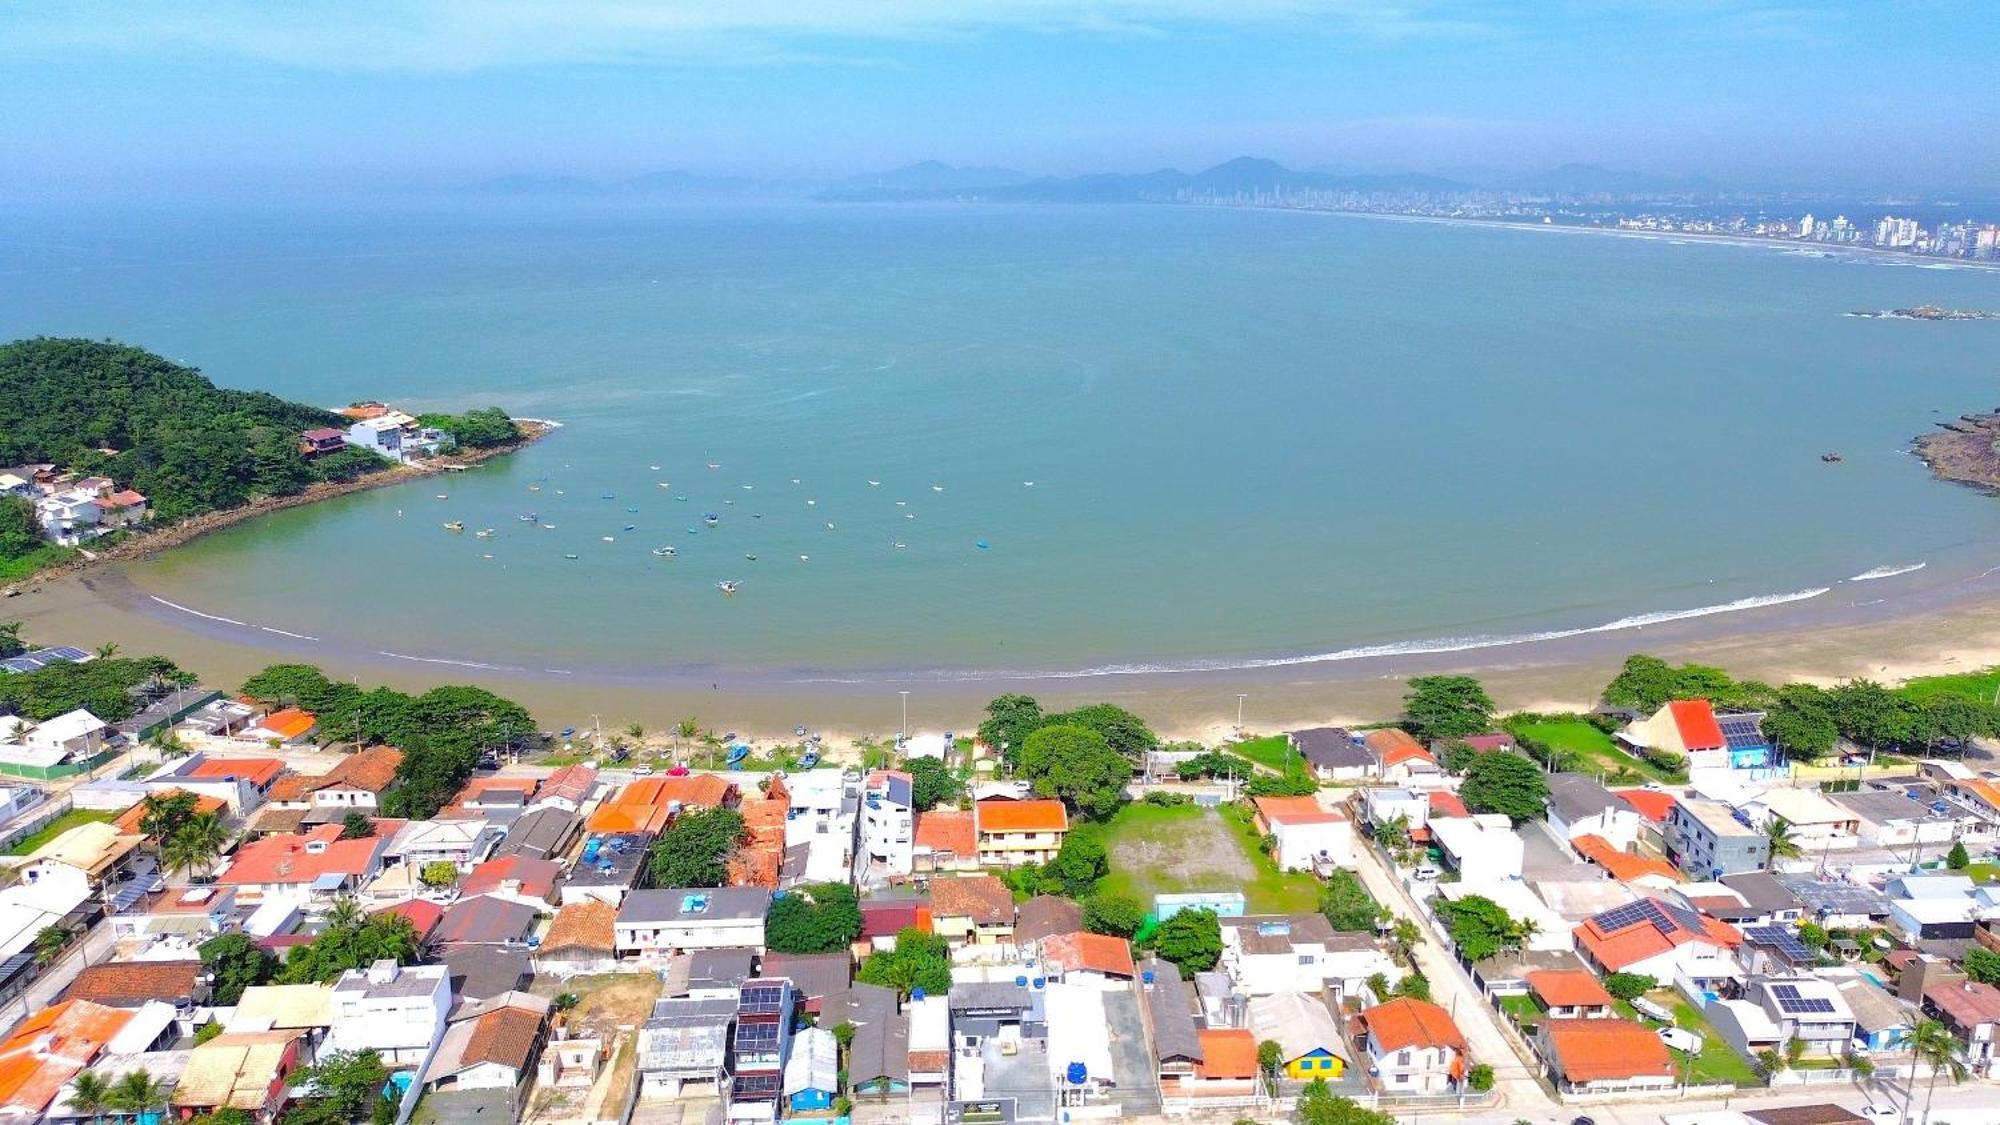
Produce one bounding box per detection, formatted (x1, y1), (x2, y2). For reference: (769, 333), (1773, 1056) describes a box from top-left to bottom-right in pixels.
(1348, 843), (1557, 1114)
(1101, 987), (1161, 1116)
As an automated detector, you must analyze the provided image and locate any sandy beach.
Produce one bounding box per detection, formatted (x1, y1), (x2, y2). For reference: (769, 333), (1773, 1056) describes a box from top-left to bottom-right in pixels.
(10, 551), (2000, 747)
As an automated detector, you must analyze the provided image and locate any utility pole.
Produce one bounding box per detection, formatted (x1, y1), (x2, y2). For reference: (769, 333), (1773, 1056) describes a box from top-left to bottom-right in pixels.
(1235, 694), (1247, 732)
(898, 691), (910, 739)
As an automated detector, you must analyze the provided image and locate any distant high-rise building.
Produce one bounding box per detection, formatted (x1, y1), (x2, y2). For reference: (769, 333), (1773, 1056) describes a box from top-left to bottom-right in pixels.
(1799, 213), (1817, 239)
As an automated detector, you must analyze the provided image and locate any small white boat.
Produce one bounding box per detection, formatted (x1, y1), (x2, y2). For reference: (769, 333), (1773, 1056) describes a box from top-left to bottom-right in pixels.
(708, 462), (721, 470)
(564, 553), (579, 560)
(1023, 481), (1035, 487)
(805, 499), (817, 507)
(475, 529), (495, 539)
(602, 536), (616, 543)
(867, 480), (881, 487)
(435, 494), (449, 500)
(652, 546), (677, 557)
(717, 580), (740, 595)
(443, 521), (465, 531)
(931, 484), (944, 493)
(744, 553), (758, 562)
(741, 484), (754, 490)
(798, 554), (809, 562)
(518, 513), (538, 522)
(528, 483), (541, 492)
(893, 541), (907, 549)
(542, 523), (556, 530)
(650, 464), (661, 470)
(657, 481), (671, 488)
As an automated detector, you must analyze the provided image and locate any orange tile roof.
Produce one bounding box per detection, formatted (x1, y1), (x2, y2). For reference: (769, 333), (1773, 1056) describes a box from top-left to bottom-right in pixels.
(1040, 931), (1136, 978)
(338, 403), (390, 419)
(585, 804), (673, 836)
(1427, 791), (1469, 818)
(1614, 789), (1679, 823)
(66, 960), (203, 1005)
(0, 999), (133, 1112)
(976, 797), (1068, 834)
(218, 821), (398, 887)
(1573, 897), (1739, 972)
(373, 898), (444, 941)
(929, 875), (1014, 924)
(113, 791), (227, 835)
(1571, 834), (1684, 885)
(1526, 970), (1615, 1009)
(1542, 1018), (1674, 1082)
(1959, 778), (2000, 814)
(319, 746), (403, 793)
(914, 809), (976, 857)
(587, 775), (736, 836)
(189, 757), (285, 788)
(1194, 1029), (1259, 1080)
(1360, 997), (1466, 1053)
(543, 900), (617, 954)
(537, 763), (598, 804)
(264, 774), (320, 803)
(1253, 795), (1343, 826)
(252, 709), (316, 741)
(1668, 699), (1724, 751)
(1364, 728), (1434, 766)
(462, 856), (560, 899)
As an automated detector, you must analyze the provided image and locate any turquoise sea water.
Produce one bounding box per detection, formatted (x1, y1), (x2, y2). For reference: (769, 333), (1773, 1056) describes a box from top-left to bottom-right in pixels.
(5, 200), (2000, 677)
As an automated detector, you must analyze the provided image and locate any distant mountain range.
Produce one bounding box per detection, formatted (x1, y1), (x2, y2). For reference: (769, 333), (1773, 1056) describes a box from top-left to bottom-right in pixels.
(466, 157), (1723, 202)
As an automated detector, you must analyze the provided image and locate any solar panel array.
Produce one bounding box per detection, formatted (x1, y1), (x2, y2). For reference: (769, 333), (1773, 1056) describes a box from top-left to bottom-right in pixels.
(1593, 898), (1705, 938)
(738, 982), (788, 1014)
(735, 1021), (780, 1049)
(1770, 982), (1837, 1015)
(733, 1074), (782, 1096)
(1719, 715), (1768, 749)
(0, 647), (89, 674)
(1743, 925), (1811, 961)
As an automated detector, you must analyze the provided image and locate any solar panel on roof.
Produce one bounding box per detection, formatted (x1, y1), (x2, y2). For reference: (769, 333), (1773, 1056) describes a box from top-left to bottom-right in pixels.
(739, 983), (787, 1012)
(42, 646), (90, 662)
(1744, 925), (1811, 961)
(736, 1023), (781, 1048)
(0, 953), (31, 983)
(1719, 716), (1768, 749)
(734, 1074), (783, 1096)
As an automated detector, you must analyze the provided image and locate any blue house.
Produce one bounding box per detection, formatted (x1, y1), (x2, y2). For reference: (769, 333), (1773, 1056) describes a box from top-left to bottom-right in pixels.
(785, 1026), (840, 1112)
(1836, 975), (1914, 1054)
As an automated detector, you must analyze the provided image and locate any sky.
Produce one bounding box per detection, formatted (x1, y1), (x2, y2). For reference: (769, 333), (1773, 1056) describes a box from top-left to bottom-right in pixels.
(2, 1), (1995, 197)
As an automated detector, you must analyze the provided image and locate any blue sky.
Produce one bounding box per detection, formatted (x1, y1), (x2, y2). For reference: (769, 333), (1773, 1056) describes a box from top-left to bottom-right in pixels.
(2, 1), (1994, 195)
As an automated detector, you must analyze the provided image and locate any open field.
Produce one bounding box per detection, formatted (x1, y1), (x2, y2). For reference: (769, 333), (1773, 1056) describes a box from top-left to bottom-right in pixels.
(4, 808), (117, 856)
(1084, 801), (1322, 915)
(1896, 666), (2000, 705)
(1506, 715), (1679, 783)
(1227, 735), (1301, 774)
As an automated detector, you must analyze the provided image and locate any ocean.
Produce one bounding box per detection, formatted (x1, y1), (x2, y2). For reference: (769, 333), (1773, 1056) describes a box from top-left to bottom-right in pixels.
(6, 198), (2000, 682)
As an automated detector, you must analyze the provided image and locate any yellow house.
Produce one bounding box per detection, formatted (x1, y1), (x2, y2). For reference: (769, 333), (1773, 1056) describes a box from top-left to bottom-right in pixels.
(15, 820), (143, 888)
(1246, 992), (1348, 1080)
(972, 798), (1068, 867)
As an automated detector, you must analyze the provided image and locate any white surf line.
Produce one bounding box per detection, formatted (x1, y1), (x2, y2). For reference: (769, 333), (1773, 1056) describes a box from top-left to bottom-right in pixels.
(1847, 562), (1926, 582)
(376, 650), (525, 672)
(259, 626), (320, 641)
(148, 595), (249, 627)
(541, 668), (574, 675)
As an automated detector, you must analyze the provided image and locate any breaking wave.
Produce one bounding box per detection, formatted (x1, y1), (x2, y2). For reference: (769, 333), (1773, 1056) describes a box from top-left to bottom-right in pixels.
(1848, 562), (1926, 582)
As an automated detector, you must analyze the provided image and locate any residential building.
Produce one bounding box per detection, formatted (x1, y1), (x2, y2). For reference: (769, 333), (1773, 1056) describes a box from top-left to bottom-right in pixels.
(640, 996), (735, 1099)
(1718, 872), (1806, 924)
(1665, 798), (1771, 876)
(1356, 997), (1467, 1094)
(1537, 1018), (1676, 1093)
(785, 1025), (840, 1113)
(1219, 914), (1395, 995)
(434, 894), (540, 949)
(615, 887), (771, 961)
(972, 798), (1067, 866)
(265, 746), (402, 815)
(1429, 817), (1525, 884)
(1744, 976), (1857, 1057)
(385, 817), (507, 872)
(494, 805), (582, 863)
(1438, 880), (1573, 953)
(66, 960), (207, 1011)
(762, 952), (852, 1015)
(559, 831), (649, 905)
(1040, 930), (1137, 982)
(1752, 789), (1862, 851)
(533, 763), (598, 812)
(14, 819), (142, 890)
(1244, 992), (1346, 1080)
(422, 991), (551, 1101)
(1363, 728), (1440, 785)
(217, 821), (399, 905)
(325, 959), (452, 1068)
(1546, 773), (1645, 849)
(0, 999), (138, 1117)
(1569, 834), (1682, 889)
(912, 809), (978, 873)
(1290, 727), (1373, 781)
(1619, 699), (1772, 771)
(1524, 970), (1618, 1019)
(822, 984), (908, 1098)
(1832, 974), (1914, 1054)
(856, 896), (931, 954)
(859, 770), (915, 879)
(1252, 795), (1353, 872)
(460, 855), (561, 907)
(1145, 957), (1205, 1090)
(928, 875), (1015, 948)
(1772, 875), (1891, 930)
(171, 1029), (307, 1121)
(1922, 979), (2000, 1076)
(299, 427), (348, 456)
(1829, 789), (1964, 850)
(535, 900), (619, 978)
(730, 978), (797, 1120)
(587, 775), (736, 837)
(1572, 897), (1742, 985)
(347, 416), (406, 460)
(0, 708), (113, 779)
(1013, 895), (1083, 945)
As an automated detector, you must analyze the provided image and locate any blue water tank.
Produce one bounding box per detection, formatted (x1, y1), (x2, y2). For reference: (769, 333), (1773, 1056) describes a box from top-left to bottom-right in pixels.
(912, 986), (926, 1001)
(1032, 977), (1045, 989)
(1141, 969), (1156, 985)
(1066, 1062), (1088, 1085)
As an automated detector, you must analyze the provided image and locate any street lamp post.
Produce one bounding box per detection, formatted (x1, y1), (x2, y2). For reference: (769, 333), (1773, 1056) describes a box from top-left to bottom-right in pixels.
(899, 691), (910, 739)
(1235, 694), (1247, 732)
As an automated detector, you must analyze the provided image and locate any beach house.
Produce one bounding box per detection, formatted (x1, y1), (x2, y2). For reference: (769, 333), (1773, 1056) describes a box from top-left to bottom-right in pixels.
(1252, 795), (1353, 872)
(972, 797), (1067, 866)
(1356, 997), (1469, 1094)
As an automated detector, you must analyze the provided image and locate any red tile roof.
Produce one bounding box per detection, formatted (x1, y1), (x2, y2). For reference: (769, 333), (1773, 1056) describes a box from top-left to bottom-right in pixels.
(189, 756), (285, 788)
(66, 960), (203, 1005)
(219, 821), (398, 887)
(1542, 1018), (1674, 1082)
(373, 899), (445, 942)
(1526, 970), (1615, 1009)
(914, 810), (976, 857)
(1571, 834), (1683, 885)
(1364, 728), (1434, 766)
(1926, 980), (2000, 1026)
(1426, 791), (1469, 818)
(542, 900), (617, 954)
(1253, 795), (1343, 826)
(929, 876), (1014, 924)
(461, 856), (560, 900)
(250, 709), (316, 742)
(112, 791), (227, 835)
(1668, 699), (1725, 751)
(858, 900), (931, 939)
(1614, 789), (1679, 824)
(537, 763), (598, 804)
(586, 775), (736, 835)
(976, 798), (1069, 834)
(1572, 898), (1739, 972)
(1194, 1029), (1259, 1080)
(1040, 932), (1136, 978)
(1360, 997), (1467, 1053)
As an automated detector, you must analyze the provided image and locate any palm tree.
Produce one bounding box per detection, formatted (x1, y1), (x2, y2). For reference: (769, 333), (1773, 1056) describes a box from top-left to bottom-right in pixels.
(1766, 817), (1802, 865)
(64, 1071), (112, 1123)
(93, 641), (120, 660)
(676, 717), (700, 757)
(167, 809), (230, 880)
(1911, 1018), (1966, 1125)
(33, 923), (75, 966)
(326, 895), (364, 932)
(108, 1068), (173, 1121)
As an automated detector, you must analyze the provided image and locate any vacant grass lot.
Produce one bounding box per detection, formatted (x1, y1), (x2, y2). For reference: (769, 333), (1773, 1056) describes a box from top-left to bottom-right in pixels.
(1082, 801), (1322, 915)
(1228, 735), (1301, 774)
(1898, 666), (2000, 705)
(1644, 996), (1759, 1087)
(1506, 716), (1678, 783)
(4, 808), (117, 855)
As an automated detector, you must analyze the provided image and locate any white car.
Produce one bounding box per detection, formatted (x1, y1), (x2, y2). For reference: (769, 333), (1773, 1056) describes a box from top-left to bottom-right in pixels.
(1858, 1107), (1899, 1125)
(1657, 1027), (1704, 1053)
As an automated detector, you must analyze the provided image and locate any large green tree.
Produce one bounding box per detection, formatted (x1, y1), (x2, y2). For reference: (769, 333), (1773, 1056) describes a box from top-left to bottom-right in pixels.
(1320, 869), (1384, 933)
(1151, 908), (1222, 978)
(1432, 894), (1527, 962)
(1457, 750), (1549, 823)
(276, 911), (423, 984)
(285, 1049), (395, 1125)
(1021, 724), (1131, 819)
(765, 883), (864, 954)
(1043, 703), (1158, 760)
(907, 756), (964, 812)
(1083, 892), (1145, 938)
(648, 807), (746, 888)
(1401, 675), (1496, 741)
(977, 694), (1044, 767)
(856, 928), (952, 998)
(1762, 683), (1841, 761)
(1296, 1078), (1395, 1125)
(201, 933), (277, 1005)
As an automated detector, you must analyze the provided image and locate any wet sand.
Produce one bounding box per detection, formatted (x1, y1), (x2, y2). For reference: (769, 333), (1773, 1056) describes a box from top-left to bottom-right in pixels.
(11, 556), (2000, 745)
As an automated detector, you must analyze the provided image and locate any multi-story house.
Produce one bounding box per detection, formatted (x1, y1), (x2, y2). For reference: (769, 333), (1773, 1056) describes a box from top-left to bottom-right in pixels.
(728, 979), (796, 1121)
(858, 770), (915, 879)
(324, 960), (451, 1069)
(615, 887), (770, 962)
(1664, 798), (1770, 877)
(972, 797), (1067, 866)
(1356, 997), (1468, 1095)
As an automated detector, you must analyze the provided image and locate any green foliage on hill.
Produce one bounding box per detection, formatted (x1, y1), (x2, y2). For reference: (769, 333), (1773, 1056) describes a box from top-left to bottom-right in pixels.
(238, 663), (533, 819)
(416, 407), (520, 449)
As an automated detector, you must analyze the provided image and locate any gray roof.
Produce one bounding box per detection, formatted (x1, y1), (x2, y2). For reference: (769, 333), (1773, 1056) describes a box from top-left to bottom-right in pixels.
(493, 806), (581, 862)
(1834, 975), (1915, 1034)
(643, 996), (735, 1075)
(1720, 872), (1804, 915)
(1471, 948), (1591, 983)
(1141, 957), (1201, 1064)
(686, 948), (754, 994)
(1829, 789), (1942, 825)
(763, 952), (852, 1002)
(949, 981), (1041, 1014)
(1773, 875), (1892, 919)
(1014, 896), (1083, 944)
(823, 983), (907, 1085)
(441, 945), (533, 1003)
(1290, 728), (1371, 769)
(435, 894), (537, 946)
(563, 832), (649, 889)
(332, 962), (448, 1000)
(619, 886), (772, 925)
(1546, 772), (1625, 822)
(1220, 913), (1339, 955)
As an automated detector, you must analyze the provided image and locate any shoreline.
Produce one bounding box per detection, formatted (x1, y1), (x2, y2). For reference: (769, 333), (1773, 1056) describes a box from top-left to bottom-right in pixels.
(3, 419), (557, 591)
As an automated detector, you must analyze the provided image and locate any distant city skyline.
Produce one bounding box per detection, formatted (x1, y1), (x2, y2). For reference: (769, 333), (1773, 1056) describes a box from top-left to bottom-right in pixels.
(3, 1), (1996, 198)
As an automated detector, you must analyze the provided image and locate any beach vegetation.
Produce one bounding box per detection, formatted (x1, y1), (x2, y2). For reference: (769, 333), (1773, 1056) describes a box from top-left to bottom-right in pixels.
(1149, 906), (1221, 977)
(648, 806), (745, 888)
(0, 652), (192, 722)
(0, 498), (76, 582)
(1401, 675), (1496, 741)
(1244, 772), (1318, 797)
(417, 406), (520, 449)
(1456, 750), (1549, 823)
(856, 927), (951, 997)
(1020, 723), (1131, 819)
(1602, 654), (1775, 712)
(765, 882), (863, 954)
(1227, 734), (1300, 773)
(1044, 702), (1158, 759)
(1762, 683), (1841, 760)
(200, 932), (277, 1005)
(977, 693), (1044, 767)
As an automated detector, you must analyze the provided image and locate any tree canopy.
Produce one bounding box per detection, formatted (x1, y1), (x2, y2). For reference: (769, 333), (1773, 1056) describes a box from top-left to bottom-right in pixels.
(1151, 907), (1222, 978)
(765, 883), (864, 954)
(1320, 869), (1384, 932)
(416, 407), (520, 449)
(1297, 1079), (1395, 1125)
(1602, 654), (1774, 713)
(284, 1049), (395, 1125)
(275, 909), (423, 984)
(977, 694), (1044, 767)
(1433, 894), (1530, 962)
(200, 933), (277, 1005)
(648, 807), (745, 888)
(1021, 724), (1132, 819)
(1457, 750), (1550, 823)
(1083, 892), (1145, 938)
(1401, 675), (1496, 741)
(856, 927), (952, 997)
(976, 694), (1159, 768)
(0, 653), (191, 722)
(907, 756), (964, 812)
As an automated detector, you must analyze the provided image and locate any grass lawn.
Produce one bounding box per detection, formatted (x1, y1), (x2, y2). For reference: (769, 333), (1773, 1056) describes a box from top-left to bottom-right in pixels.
(1898, 666), (2000, 705)
(1082, 801), (1323, 915)
(1506, 716), (1678, 784)
(1960, 862), (2000, 885)
(1498, 993), (1544, 1028)
(1229, 735), (1301, 774)
(0, 544), (76, 584)
(1665, 997), (1761, 1087)
(4, 808), (117, 856)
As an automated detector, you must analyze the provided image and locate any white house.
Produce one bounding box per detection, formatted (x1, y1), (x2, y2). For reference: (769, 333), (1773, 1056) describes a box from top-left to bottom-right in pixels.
(35, 489), (104, 545)
(1430, 816), (1525, 885)
(858, 770), (915, 880)
(347, 417), (406, 461)
(1251, 795), (1353, 872)
(422, 991), (551, 1096)
(324, 960), (451, 1068)
(1356, 997), (1469, 1095)
(385, 819), (507, 873)
(1749, 789), (1862, 852)
(615, 887), (770, 962)
(1218, 915), (1396, 996)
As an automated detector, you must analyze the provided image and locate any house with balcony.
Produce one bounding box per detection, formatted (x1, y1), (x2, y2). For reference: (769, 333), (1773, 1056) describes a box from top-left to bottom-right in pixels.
(1664, 798), (1771, 877)
(1356, 997), (1468, 1095)
(859, 770), (915, 879)
(216, 821), (400, 906)
(299, 427), (348, 457)
(1743, 975), (1857, 1058)
(615, 887), (770, 962)
(729, 978), (797, 1121)
(324, 959), (451, 1069)
(972, 797), (1067, 866)
(1922, 979), (2000, 1077)
(1219, 914), (1395, 996)
(927, 875), (1015, 949)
